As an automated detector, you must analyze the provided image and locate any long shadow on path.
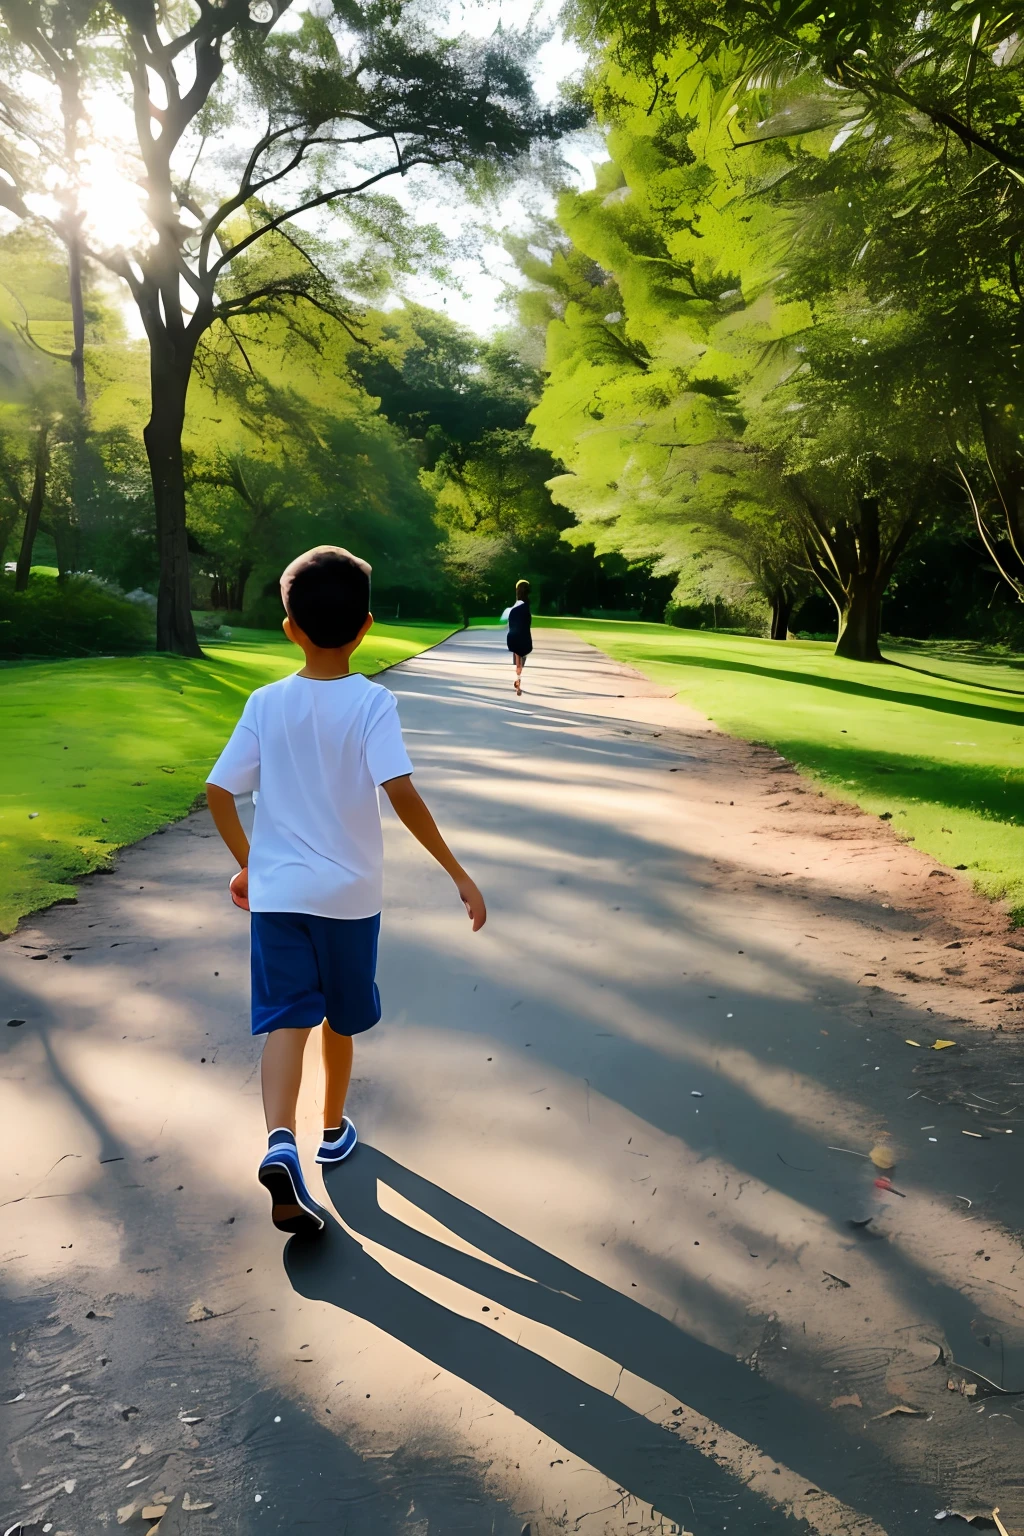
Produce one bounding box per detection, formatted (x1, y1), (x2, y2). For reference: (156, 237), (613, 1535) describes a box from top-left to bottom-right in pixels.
(286, 1146), (942, 1536)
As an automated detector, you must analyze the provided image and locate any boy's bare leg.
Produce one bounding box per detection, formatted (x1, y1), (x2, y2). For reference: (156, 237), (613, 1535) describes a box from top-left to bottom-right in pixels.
(261, 1027), (312, 1133)
(322, 1023), (354, 1128)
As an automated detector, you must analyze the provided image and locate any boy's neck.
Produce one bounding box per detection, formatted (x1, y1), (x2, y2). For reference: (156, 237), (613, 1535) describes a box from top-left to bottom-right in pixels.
(297, 646), (358, 680)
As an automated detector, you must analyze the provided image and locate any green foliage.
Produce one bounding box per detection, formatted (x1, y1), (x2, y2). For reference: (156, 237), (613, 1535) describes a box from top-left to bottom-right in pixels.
(0, 572), (153, 658)
(348, 302), (592, 615)
(521, 63), (819, 632)
(181, 309), (446, 619)
(559, 0), (1024, 620)
(522, 20), (1024, 656)
(351, 305), (543, 461)
(566, 0), (1024, 193)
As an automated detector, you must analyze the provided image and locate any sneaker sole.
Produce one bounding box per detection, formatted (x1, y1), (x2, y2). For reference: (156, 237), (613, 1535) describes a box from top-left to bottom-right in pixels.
(316, 1125), (358, 1166)
(258, 1160), (325, 1235)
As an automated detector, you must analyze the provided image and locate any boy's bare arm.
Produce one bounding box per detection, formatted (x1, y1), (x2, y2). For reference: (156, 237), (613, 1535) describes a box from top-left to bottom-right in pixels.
(206, 783), (251, 910)
(381, 775), (486, 931)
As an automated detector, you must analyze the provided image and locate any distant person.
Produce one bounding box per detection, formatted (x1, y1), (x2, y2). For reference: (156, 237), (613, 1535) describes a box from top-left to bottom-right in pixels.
(505, 579), (533, 695)
(206, 546), (486, 1237)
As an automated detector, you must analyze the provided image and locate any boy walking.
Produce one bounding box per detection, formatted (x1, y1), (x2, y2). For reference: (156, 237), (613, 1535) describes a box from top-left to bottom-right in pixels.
(206, 546), (486, 1236)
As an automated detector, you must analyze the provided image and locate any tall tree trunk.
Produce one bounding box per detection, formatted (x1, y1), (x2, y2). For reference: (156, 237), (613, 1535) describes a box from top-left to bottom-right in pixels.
(14, 424), (50, 591)
(794, 488), (909, 664)
(50, 514), (77, 582)
(143, 347), (202, 656)
(834, 574), (885, 662)
(0, 505), (19, 567)
(769, 588), (793, 640)
(67, 227), (87, 409)
(228, 559), (253, 613)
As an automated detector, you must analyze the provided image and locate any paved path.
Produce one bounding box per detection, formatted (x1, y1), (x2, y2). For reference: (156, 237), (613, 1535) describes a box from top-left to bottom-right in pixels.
(2, 627), (1024, 1536)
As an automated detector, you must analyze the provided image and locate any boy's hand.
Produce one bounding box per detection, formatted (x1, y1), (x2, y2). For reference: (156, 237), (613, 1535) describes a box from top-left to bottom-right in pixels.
(229, 867), (250, 911)
(456, 874), (486, 931)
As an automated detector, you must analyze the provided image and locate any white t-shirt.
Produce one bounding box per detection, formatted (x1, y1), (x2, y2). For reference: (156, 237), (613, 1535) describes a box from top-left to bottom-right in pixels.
(207, 672), (413, 920)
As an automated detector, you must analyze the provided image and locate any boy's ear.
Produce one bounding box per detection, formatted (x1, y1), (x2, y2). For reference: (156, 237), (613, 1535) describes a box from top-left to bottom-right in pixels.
(283, 614), (301, 647)
(355, 612), (373, 643)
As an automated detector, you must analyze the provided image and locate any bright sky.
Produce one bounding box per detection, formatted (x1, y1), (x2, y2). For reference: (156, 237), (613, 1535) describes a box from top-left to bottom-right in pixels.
(6, 0), (603, 341)
(395, 0), (602, 332)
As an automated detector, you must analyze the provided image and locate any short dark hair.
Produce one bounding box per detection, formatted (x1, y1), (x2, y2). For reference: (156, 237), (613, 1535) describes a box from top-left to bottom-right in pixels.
(515, 579), (530, 601)
(280, 546), (371, 648)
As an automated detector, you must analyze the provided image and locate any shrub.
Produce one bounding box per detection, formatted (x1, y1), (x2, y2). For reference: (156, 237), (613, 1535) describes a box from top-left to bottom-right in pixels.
(192, 609), (244, 636)
(0, 573), (154, 659)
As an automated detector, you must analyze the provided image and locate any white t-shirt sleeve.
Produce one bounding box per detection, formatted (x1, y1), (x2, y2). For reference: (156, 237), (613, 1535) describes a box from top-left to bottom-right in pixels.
(208, 696), (260, 795)
(364, 691), (414, 786)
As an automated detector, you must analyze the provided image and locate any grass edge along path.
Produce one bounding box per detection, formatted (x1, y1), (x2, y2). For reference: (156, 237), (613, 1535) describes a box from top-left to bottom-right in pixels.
(537, 617), (1024, 924)
(0, 622), (456, 936)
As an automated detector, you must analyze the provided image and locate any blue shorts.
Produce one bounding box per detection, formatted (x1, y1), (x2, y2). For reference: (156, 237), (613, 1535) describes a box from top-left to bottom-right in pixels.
(250, 911), (381, 1037)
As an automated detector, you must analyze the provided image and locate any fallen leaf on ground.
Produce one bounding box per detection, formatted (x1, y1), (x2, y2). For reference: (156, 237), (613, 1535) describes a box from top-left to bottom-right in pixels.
(932, 1040), (957, 1050)
(119, 1456), (136, 1471)
(872, 1404), (926, 1419)
(830, 1393), (862, 1409)
(187, 1301), (214, 1323)
(905, 1040), (921, 1047)
(142, 1506), (169, 1520)
(870, 1145), (896, 1169)
(182, 1493), (213, 1511)
(117, 1502), (138, 1525)
(993, 1509), (1010, 1536)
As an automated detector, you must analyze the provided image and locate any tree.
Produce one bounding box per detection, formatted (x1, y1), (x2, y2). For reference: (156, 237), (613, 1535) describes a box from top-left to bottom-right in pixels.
(0, 0), (582, 654)
(0, 242), (78, 581)
(564, 0), (1024, 616)
(524, 31), (988, 656)
(350, 303), (587, 615)
(0, 0), (94, 406)
(0, 224), (142, 581)
(182, 308), (446, 614)
(566, 0), (1024, 185)
(521, 62), (821, 639)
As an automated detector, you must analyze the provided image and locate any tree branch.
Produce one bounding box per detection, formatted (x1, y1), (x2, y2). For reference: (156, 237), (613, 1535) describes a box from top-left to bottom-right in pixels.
(208, 156), (445, 280)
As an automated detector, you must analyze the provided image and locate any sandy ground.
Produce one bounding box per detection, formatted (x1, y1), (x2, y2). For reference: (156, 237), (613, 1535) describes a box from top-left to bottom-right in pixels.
(2, 625), (1024, 1536)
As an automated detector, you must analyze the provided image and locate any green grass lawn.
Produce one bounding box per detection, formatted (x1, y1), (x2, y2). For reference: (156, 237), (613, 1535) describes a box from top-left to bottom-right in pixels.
(0, 621), (454, 934)
(538, 618), (1024, 921)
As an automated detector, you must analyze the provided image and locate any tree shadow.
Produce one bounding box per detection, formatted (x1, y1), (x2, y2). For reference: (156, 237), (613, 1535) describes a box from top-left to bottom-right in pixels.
(625, 648), (1024, 729)
(285, 1145), (939, 1536)
(750, 738), (1024, 830)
